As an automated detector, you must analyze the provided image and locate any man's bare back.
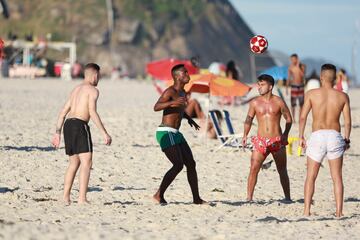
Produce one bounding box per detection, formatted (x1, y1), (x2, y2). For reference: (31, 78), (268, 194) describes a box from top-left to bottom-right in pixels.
(67, 83), (98, 122)
(305, 88), (349, 132)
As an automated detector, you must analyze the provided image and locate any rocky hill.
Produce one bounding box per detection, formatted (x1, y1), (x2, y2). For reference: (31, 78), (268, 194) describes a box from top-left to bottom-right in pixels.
(0, 0), (275, 81)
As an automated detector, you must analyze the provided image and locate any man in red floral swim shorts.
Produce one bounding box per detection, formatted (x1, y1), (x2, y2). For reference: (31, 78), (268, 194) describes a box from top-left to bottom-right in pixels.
(242, 74), (293, 201)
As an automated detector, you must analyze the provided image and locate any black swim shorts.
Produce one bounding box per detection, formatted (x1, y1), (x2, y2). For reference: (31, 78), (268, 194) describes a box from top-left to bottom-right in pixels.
(63, 118), (93, 156)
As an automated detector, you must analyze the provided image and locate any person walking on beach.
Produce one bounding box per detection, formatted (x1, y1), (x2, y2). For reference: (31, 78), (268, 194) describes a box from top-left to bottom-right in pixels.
(243, 74), (293, 201)
(153, 64), (207, 205)
(299, 64), (351, 217)
(286, 53), (305, 123)
(51, 63), (112, 204)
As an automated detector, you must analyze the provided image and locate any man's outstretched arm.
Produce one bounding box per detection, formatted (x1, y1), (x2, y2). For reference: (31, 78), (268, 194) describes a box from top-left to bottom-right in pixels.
(89, 88), (111, 145)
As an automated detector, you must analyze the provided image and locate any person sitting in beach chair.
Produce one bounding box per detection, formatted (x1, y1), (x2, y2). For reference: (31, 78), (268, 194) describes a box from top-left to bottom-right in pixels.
(185, 92), (205, 120)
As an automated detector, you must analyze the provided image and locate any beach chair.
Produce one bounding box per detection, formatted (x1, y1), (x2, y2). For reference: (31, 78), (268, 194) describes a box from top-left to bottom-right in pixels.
(209, 110), (243, 151)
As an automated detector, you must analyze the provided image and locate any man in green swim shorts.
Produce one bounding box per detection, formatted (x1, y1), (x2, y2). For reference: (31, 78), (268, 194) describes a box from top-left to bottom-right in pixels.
(153, 64), (207, 205)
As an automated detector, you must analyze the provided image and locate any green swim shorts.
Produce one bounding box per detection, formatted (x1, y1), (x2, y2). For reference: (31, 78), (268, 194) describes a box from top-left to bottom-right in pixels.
(156, 125), (186, 151)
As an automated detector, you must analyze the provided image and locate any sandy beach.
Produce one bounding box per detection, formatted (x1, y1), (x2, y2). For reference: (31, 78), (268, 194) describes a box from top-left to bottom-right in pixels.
(0, 78), (359, 239)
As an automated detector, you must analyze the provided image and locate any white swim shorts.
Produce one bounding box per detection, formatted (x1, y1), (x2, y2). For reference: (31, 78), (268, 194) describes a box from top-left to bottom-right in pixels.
(306, 129), (345, 163)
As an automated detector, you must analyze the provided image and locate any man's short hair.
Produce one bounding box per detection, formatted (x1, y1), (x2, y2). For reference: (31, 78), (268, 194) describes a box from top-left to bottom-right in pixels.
(257, 74), (275, 87)
(321, 63), (336, 73)
(171, 64), (185, 79)
(84, 63), (100, 72)
(290, 53), (298, 58)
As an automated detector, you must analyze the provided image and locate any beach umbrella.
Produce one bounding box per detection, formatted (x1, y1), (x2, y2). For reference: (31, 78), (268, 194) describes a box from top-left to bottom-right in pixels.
(146, 58), (199, 81)
(261, 66), (288, 81)
(184, 73), (251, 96)
(186, 74), (250, 141)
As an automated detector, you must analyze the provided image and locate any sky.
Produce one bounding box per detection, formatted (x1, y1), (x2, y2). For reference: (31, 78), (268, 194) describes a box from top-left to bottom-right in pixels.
(229, 0), (360, 82)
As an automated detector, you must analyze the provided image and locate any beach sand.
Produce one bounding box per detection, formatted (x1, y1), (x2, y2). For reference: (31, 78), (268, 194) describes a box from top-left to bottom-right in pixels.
(0, 78), (359, 239)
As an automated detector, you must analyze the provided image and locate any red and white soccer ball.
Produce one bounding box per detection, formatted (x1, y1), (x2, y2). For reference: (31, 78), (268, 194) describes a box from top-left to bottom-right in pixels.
(249, 35), (268, 54)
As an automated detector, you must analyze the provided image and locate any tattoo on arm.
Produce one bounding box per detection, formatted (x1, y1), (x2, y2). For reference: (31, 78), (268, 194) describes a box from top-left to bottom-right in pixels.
(244, 115), (254, 125)
(56, 128), (61, 134)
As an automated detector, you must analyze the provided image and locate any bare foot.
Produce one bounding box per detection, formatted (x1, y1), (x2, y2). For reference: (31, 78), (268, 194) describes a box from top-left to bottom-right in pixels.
(63, 196), (71, 206)
(335, 212), (344, 218)
(153, 192), (167, 204)
(78, 199), (90, 204)
(303, 211), (311, 217)
(193, 199), (208, 205)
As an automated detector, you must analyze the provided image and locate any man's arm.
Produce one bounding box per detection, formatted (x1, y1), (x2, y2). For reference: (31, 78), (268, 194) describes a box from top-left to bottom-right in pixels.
(299, 91), (312, 147)
(51, 97), (71, 148)
(343, 94), (351, 141)
(242, 100), (256, 145)
(280, 100), (292, 136)
(153, 88), (185, 111)
(89, 88), (111, 145)
(55, 99), (71, 134)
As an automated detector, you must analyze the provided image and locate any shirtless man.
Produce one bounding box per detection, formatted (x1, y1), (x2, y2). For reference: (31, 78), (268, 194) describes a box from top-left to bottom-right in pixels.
(51, 63), (112, 204)
(153, 64), (206, 205)
(287, 54), (305, 122)
(243, 74), (293, 201)
(299, 64), (351, 217)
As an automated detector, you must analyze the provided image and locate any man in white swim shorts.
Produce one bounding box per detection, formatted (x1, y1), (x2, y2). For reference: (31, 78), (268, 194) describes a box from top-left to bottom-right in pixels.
(299, 64), (351, 217)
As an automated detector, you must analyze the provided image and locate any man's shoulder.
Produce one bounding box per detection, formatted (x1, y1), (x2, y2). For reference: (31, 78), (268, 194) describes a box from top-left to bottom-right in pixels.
(162, 86), (176, 96)
(333, 89), (349, 100)
(272, 95), (286, 105)
(306, 88), (320, 97)
(79, 84), (98, 96)
(249, 96), (261, 105)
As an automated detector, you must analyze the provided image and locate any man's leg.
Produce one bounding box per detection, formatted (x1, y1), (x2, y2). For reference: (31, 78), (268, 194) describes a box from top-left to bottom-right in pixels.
(328, 157), (344, 217)
(272, 148), (291, 200)
(63, 154), (80, 204)
(180, 142), (206, 204)
(304, 157), (321, 216)
(78, 152), (92, 203)
(247, 151), (267, 201)
(153, 145), (184, 204)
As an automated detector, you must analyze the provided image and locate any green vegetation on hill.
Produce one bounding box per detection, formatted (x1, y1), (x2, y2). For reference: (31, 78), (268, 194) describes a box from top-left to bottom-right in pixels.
(120, 0), (204, 22)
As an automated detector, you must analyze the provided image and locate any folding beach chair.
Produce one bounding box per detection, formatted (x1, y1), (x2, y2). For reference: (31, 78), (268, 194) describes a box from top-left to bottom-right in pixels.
(209, 110), (243, 151)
